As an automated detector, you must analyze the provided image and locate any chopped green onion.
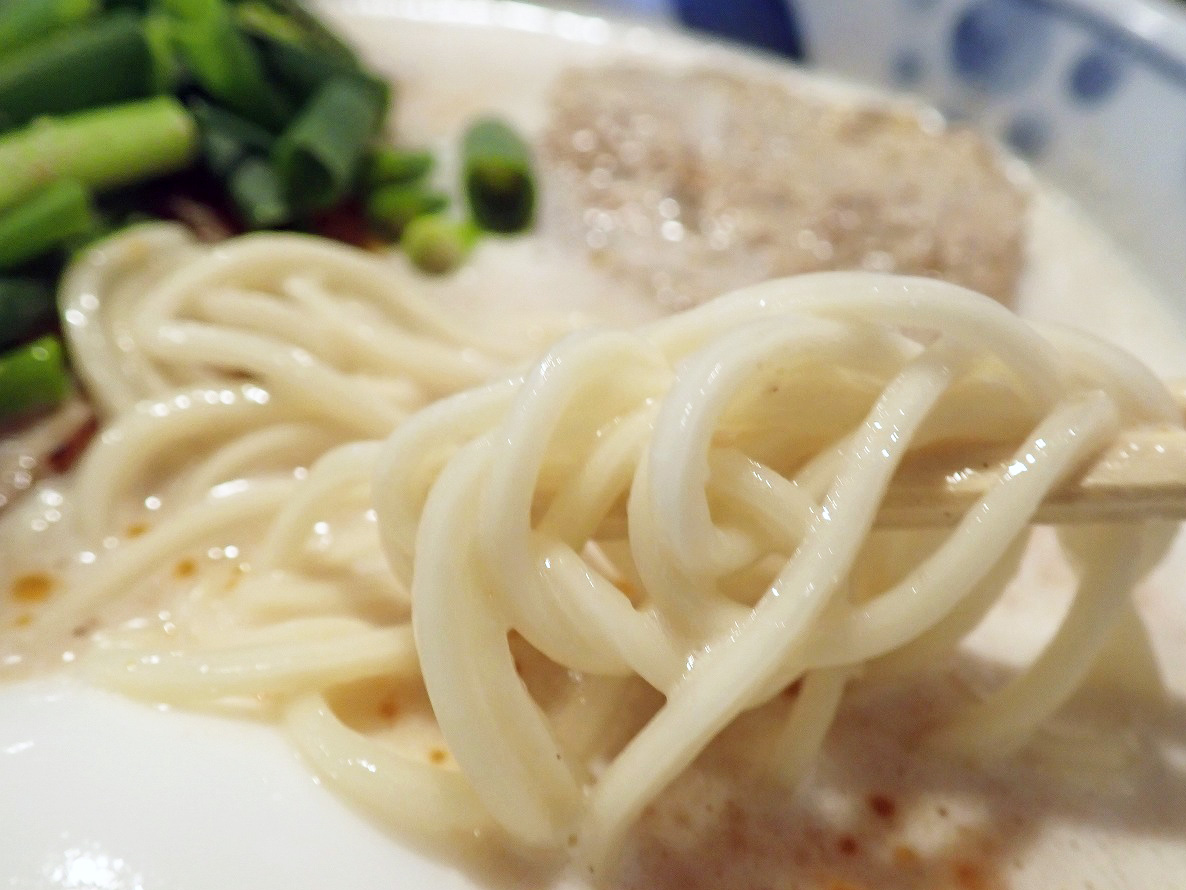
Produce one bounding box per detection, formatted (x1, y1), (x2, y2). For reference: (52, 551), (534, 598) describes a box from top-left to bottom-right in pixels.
(0, 97), (199, 213)
(257, 35), (387, 111)
(0, 278), (54, 352)
(232, 1), (307, 46)
(273, 75), (386, 211)
(366, 147), (434, 187)
(161, 0), (291, 130)
(462, 117), (536, 234)
(235, 0), (357, 61)
(366, 182), (448, 237)
(0, 0), (98, 55)
(228, 157), (290, 228)
(142, 11), (183, 93)
(0, 335), (69, 421)
(0, 180), (95, 271)
(402, 214), (478, 275)
(0, 13), (156, 131)
(191, 99), (276, 177)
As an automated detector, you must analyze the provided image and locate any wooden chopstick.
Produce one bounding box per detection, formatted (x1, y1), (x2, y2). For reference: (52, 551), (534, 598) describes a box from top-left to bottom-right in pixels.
(877, 425), (1186, 527)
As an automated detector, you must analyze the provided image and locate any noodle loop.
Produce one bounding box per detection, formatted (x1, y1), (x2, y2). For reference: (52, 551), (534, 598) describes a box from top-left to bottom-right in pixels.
(4, 227), (1178, 880)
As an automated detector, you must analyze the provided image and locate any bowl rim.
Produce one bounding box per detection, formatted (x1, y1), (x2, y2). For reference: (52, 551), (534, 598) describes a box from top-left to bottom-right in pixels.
(1034, 0), (1186, 81)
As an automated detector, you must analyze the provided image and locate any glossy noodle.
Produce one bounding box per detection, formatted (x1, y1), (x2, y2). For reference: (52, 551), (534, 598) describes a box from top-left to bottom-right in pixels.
(4, 223), (1180, 881)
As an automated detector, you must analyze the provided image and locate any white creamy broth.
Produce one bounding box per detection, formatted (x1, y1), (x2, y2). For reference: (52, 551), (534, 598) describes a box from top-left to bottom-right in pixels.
(3, 10), (1186, 890)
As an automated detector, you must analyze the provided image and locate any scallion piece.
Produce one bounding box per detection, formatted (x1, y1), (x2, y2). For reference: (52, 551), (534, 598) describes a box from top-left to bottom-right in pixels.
(0, 0), (98, 55)
(235, 0), (357, 61)
(273, 75), (385, 211)
(161, 0), (290, 130)
(462, 117), (535, 234)
(0, 335), (69, 421)
(0, 13), (156, 131)
(0, 180), (94, 271)
(142, 11), (183, 93)
(366, 182), (448, 237)
(402, 215), (478, 275)
(0, 97), (199, 213)
(366, 147), (434, 187)
(0, 278), (54, 352)
(258, 35), (388, 115)
(191, 99), (275, 177)
(233, 1), (306, 46)
(228, 157), (290, 228)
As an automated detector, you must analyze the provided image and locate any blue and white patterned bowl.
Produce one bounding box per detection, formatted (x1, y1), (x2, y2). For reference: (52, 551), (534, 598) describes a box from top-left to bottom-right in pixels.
(673, 0), (1186, 306)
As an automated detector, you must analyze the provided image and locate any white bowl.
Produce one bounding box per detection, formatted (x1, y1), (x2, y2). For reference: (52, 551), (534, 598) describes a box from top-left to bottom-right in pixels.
(2, 4), (1184, 889)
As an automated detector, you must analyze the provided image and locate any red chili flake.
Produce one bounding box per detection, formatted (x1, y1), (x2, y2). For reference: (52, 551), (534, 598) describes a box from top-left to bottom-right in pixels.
(10, 572), (54, 603)
(825, 880), (867, 890)
(781, 677), (805, 699)
(47, 414), (98, 474)
(377, 696), (399, 720)
(312, 200), (384, 249)
(166, 195), (238, 243)
(893, 844), (921, 868)
(868, 793), (897, 821)
(953, 860), (989, 890)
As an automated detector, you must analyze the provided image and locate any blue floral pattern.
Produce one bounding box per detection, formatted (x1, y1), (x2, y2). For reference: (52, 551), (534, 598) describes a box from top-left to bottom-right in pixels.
(671, 0), (1186, 306)
(1067, 46), (1126, 103)
(671, 0), (1173, 163)
(674, 0), (803, 58)
(950, 0), (1053, 92)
